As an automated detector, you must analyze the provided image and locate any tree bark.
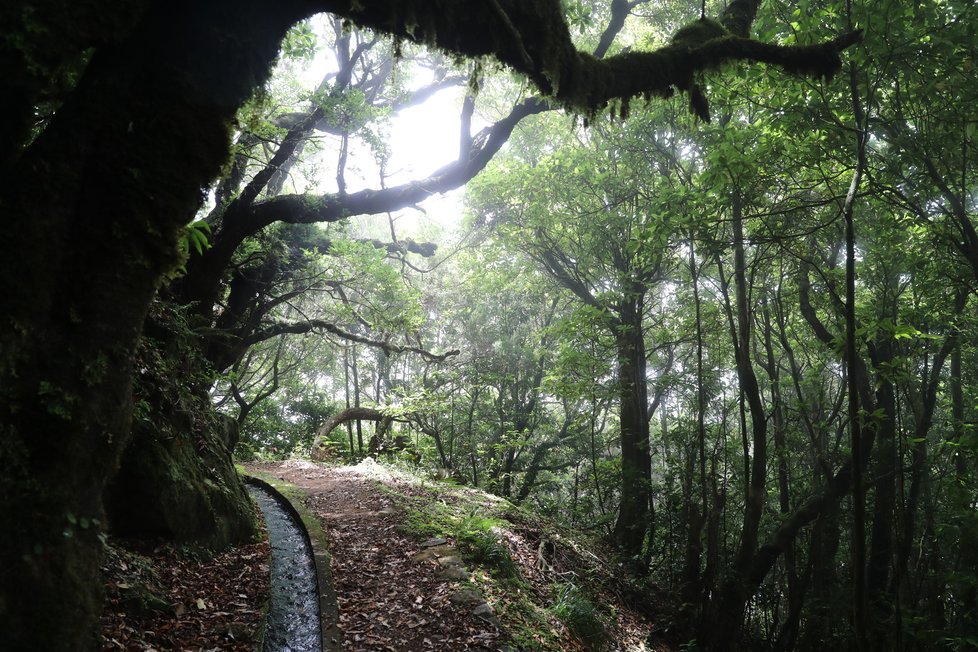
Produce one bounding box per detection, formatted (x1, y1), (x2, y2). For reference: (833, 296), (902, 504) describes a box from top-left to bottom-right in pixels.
(0, 2), (304, 648)
(611, 298), (653, 556)
(683, 237), (708, 618)
(763, 300), (802, 651)
(866, 345), (896, 645)
(949, 344), (978, 629)
(730, 191), (769, 578)
(708, 193), (770, 648)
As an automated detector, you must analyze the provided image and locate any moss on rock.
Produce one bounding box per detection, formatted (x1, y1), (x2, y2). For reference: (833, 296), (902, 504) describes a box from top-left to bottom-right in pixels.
(104, 303), (255, 551)
(105, 411), (256, 550)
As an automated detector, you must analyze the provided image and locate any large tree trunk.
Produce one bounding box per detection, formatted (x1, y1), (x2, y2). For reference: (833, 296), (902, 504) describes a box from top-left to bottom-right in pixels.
(0, 2), (303, 648)
(611, 299), (653, 557)
(104, 305), (256, 549)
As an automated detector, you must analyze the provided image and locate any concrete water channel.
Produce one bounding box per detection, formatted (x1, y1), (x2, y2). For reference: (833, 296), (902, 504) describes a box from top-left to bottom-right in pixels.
(247, 483), (322, 652)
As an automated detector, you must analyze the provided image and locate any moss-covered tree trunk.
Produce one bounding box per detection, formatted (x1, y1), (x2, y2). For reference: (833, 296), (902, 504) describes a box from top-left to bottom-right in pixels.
(103, 304), (256, 550)
(0, 2), (304, 648)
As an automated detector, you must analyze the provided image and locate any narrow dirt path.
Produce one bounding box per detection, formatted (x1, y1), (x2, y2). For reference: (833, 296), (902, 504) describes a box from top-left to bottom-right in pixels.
(249, 460), (504, 651)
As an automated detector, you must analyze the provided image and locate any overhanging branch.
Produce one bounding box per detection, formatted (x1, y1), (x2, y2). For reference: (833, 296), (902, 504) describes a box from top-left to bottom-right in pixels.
(244, 318), (459, 362)
(319, 0), (861, 113)
(216, 97), (546, 252)
(310, 406), (410, 460)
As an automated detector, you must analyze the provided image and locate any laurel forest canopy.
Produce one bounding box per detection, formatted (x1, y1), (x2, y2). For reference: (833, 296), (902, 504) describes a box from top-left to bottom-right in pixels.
(1, 0), (976, 649)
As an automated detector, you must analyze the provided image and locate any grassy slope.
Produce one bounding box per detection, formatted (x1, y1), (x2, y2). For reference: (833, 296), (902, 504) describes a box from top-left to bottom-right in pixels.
(372, 464), (670, 652)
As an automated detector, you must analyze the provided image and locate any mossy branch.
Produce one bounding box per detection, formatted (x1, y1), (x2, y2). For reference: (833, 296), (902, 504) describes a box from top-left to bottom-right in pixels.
(517, 28), (863, 117)
(318, 0), (861, 114)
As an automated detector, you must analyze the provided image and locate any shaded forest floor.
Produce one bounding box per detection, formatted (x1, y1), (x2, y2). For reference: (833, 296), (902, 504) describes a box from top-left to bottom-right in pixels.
(99, 536), (269, 650)
(252, 458), (670, 651)
(98, 458), (670, 650)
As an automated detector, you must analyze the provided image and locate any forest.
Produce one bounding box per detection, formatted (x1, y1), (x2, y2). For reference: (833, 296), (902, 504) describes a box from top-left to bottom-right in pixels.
(1, 0), (975, 650)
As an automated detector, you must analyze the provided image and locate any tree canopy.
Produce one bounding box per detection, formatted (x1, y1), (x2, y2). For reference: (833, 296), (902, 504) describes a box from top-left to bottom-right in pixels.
(7, 0), (977, 650)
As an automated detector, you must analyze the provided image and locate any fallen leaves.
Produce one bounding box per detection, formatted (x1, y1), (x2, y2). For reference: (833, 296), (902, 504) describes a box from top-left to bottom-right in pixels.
(98, 537), (269, 651)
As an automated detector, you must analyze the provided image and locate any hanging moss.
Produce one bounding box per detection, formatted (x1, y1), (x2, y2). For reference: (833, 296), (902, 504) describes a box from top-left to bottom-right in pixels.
(334, 0), (859, 122)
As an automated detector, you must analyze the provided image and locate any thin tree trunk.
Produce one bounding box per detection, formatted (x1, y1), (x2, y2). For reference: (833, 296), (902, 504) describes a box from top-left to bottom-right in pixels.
(731, 191), (768, 574)
(763, 299), (802, 651)
(950, 344), (978, 627)
(683, 236), (707, 616)
(591, 401), (609, 520)
(351, 346), (364, 453)
(710, 192), (770, 648)
(344, 347), (355, 456)
(866, 347), (896, 646)
(843, 54), (870, 652)
(801, 505), (842, 649)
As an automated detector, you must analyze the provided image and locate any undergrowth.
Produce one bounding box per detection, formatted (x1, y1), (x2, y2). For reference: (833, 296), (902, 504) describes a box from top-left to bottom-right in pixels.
(456, 517), (519, 580)
(383, 475), (610, 650)
(550, 583), (609, 650)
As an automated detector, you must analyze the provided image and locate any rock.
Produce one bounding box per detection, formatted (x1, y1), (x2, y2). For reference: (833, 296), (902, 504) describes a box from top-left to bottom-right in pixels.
(449, 589), (483, 606)
(422, 537), (448, 548)
(426, 544), (456, 557)
(437, 555), (463, 568)
(438, 566), (469, 581)
(104, 385), (256, 550)
(227, 621), (251, 641)
(472, 602), (500, 627)
(411, 550), (437, 563)
(119, 585), (174, 617)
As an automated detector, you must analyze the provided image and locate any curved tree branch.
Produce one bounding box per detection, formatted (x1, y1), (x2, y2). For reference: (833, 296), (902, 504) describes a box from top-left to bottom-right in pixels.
(185, 0), (853, 319)
(310, 406), (410, 460)
(183, 97), (548, 314)
(243, 318), (459, 362)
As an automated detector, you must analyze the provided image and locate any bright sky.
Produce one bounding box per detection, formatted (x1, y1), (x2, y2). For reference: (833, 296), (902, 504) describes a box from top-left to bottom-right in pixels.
(386, 87), (466, 184)
(382, 87), (472, 236)
(287, 17), (486, 241)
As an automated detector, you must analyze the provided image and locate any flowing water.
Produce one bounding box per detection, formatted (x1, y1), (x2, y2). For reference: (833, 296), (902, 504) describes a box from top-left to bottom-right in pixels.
(247, 483), (322, 652)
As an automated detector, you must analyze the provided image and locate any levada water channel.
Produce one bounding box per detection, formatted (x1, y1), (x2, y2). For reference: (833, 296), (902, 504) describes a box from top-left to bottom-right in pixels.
(247, 483), (321, 652)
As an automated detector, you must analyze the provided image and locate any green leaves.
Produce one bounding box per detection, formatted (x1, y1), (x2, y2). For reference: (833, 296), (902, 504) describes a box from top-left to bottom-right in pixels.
(180, 220), (212, 257)
(168, 220), (214, 279)
(281, 20), (318, 61)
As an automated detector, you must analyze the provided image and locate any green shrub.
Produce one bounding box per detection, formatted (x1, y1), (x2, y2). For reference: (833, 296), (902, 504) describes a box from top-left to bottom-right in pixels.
(457, 517), (518, 579)
(401, 508), (443, 538)
(551, 583), (608, 651)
